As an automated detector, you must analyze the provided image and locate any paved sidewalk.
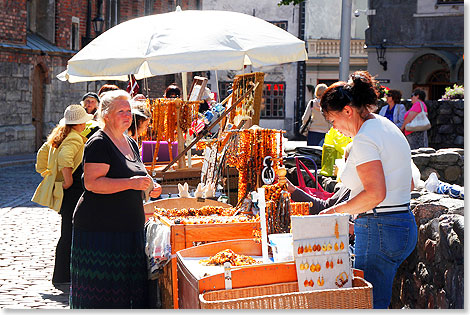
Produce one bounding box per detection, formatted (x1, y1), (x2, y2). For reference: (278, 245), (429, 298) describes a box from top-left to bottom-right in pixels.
(0, 163), (69, 309)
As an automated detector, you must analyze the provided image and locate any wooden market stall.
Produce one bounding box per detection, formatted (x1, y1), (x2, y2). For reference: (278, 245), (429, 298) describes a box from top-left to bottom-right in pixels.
(176, 239), (373, 309)
(144, 198), (260, 309)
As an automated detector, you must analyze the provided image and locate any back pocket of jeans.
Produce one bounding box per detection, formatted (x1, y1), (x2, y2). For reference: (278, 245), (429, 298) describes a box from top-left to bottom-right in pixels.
(378, 223), (409, 258)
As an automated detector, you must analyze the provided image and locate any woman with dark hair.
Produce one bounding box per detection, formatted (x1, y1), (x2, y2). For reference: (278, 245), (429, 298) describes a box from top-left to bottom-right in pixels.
(163, 83), (181, 98)
(318, 71), (417, 309)
(378, 89), (406, 128)
(98, 84), (120, 97)
(400, 89), (429, 149)
(128, 103), (151, 143)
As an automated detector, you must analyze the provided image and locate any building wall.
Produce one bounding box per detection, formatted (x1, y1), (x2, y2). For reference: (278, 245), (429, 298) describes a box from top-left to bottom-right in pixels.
(0, 0), (202, 157)
(304, 0), (368, 105)
(0, 0), (27, 44)
(305, 0), (367, 40)
(202, 0), (301, 138)
(365, 0), (464, 99)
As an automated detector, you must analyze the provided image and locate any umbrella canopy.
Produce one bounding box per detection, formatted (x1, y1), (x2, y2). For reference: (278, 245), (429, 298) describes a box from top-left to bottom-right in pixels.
(58, 9), (307, 83)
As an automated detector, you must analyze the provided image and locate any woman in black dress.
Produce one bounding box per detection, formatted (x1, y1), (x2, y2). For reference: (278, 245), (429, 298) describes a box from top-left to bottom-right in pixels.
(70, 90), (161, 309)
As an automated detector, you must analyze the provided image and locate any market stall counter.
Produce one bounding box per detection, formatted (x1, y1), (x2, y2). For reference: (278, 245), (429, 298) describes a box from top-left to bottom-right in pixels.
(143, 198), (260, 309)
(175, 239), (372, 309)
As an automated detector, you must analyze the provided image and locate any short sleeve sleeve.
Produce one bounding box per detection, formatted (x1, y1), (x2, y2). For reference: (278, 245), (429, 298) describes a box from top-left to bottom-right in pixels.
(350, 133), (380, 166)
(83, 136), (111, 164)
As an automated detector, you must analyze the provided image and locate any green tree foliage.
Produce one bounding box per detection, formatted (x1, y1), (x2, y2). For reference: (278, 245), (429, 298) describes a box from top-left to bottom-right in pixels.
(278, 0), (305, 6)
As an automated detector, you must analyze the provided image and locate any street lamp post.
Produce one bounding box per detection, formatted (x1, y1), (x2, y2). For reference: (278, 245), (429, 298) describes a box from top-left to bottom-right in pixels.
(339, 0), (352, 82)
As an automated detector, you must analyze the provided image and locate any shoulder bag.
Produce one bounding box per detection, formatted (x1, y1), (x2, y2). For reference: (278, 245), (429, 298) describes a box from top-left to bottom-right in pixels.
(405, 101), (431, 132)
(299, 101), (314, 136)
(295, 156), (334, 200)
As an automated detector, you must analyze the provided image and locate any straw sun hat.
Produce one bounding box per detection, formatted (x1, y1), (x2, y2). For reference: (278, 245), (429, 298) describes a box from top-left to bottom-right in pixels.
(59, 104), (94, 125)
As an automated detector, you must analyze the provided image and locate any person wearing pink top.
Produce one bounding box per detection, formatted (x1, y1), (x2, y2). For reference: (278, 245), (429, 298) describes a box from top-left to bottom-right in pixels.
(400, 89), (428, 149)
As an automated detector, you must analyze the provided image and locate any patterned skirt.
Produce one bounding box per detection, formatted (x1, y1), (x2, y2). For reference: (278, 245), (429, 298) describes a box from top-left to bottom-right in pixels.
(406, 130), (428, 150)
(69, 228), (149, 309)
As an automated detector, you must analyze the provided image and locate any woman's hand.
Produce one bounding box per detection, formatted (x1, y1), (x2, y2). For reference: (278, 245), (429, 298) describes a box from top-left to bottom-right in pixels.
(150, 182), (162, 198)
(319, 207), (338, 215)
(61, 167), (73, 190)
(130, 175), (153, 191)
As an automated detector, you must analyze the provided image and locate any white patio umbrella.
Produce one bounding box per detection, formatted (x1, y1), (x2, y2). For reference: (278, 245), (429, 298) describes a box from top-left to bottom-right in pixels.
(57, 8), (307, 83)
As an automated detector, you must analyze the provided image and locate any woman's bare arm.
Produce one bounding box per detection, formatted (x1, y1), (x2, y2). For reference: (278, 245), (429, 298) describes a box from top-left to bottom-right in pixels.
(61, 167), (73, 189)
(320, 160), (386, 215)
(83, 163), (152, 194)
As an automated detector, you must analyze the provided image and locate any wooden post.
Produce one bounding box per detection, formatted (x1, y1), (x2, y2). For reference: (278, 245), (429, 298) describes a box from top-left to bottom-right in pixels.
(175, 99), (185, 169)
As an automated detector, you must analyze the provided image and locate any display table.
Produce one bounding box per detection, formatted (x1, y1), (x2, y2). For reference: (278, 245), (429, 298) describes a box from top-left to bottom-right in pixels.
(176, 239), (297, 309)
(143, 199), (259, 309)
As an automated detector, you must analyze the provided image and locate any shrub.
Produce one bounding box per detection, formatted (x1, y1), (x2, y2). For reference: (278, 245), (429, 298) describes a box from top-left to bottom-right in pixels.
(441, 84), (464, 100)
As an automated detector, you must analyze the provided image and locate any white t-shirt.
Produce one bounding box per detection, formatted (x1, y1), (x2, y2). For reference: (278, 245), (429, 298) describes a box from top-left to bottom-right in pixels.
(339, 114), (412, 208)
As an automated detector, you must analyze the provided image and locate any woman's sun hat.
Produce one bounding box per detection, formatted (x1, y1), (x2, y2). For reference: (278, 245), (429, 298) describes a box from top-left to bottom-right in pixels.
(60, 104), (94, 125)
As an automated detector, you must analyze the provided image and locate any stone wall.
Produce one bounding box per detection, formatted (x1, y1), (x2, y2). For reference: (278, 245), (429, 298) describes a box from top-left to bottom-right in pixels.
(411, 147), (464, 187)
(391, 190), (464, 309)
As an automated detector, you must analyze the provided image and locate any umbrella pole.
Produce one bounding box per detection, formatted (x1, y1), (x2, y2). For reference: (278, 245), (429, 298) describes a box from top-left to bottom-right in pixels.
(181, 72), (189, 169)
(215, 70), (220, 103)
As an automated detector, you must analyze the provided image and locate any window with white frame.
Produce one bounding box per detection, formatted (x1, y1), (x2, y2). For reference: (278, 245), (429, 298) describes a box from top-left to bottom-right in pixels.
(71, 17), (79, 50)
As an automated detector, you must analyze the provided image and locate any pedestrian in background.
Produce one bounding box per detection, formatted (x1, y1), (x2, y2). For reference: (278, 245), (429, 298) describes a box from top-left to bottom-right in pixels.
(81, 92), (100, 117)
(128, 102), (151, 144)
(318, 71), (417, 309)
(70, 90), (161, 309)
(163, 83), (181, 98)
(32, 105), (93, 286)
(97, 84), (120, 97)
(378, 89), (406, 128)
(301, 83), (330, 146)
(401, 89), (429, 149)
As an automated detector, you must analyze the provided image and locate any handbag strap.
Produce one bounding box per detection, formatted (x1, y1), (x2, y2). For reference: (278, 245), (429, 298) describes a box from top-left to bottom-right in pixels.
(295, 157), (325, 192)
(418, 101), (426, 115)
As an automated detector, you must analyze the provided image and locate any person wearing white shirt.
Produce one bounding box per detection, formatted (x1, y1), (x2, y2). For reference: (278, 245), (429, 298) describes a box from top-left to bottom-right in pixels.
(318, 71), (417, 309)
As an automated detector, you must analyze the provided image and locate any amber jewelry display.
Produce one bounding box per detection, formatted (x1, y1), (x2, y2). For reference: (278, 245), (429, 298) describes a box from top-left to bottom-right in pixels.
(225, 128), (285, 203)
(199, 249), (260, 266)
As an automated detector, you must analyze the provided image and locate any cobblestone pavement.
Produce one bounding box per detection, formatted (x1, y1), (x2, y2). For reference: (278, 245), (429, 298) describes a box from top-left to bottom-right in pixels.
(0, 163), (69, 309)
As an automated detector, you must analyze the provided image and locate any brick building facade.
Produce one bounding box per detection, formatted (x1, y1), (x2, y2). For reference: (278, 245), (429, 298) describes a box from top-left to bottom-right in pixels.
(0, 0), (198, 156)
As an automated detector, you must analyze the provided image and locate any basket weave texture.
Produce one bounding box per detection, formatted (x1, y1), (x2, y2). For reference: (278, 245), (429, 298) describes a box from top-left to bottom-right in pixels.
(199, 277), (372, 309)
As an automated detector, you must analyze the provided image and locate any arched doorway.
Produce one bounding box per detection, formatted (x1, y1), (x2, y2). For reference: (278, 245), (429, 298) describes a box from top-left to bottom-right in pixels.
(408, 53), (452, 100)
(426, 69), (451, 101)
(32, 64), (46, 150)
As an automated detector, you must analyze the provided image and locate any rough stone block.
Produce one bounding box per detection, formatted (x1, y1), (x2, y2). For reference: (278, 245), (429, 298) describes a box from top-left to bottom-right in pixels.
(451, 116), (462, 124)
(435, 289), (448, 309)
(438, 107), (452, 115)
(430, 152), (460, 163)
(412, 154), (430, 166)
(437, 125), (454, 134)
(443, 166), (461, 182)
(424, 239), (436, 262)
(17, 79), (29, 91)
(5, 91), (21, 101)
(421, 167), (438, 181)
(413, 148), (436, 154)
(453, 101), (464, 110)
(454, 109), (464, 117)
(436, 113), (454, 125)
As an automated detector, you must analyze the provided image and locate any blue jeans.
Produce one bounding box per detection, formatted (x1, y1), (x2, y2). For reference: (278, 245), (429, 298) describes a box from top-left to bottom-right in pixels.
(353, 210), (417, 309)
(307, 131), (325, 146)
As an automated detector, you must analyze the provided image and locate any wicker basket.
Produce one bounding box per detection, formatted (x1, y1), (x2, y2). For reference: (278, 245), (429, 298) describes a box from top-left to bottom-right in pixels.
(199, 277), (372, 309)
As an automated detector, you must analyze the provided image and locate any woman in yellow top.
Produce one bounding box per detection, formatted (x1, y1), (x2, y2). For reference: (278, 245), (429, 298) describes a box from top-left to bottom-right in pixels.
(33, 105), (93, 285)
